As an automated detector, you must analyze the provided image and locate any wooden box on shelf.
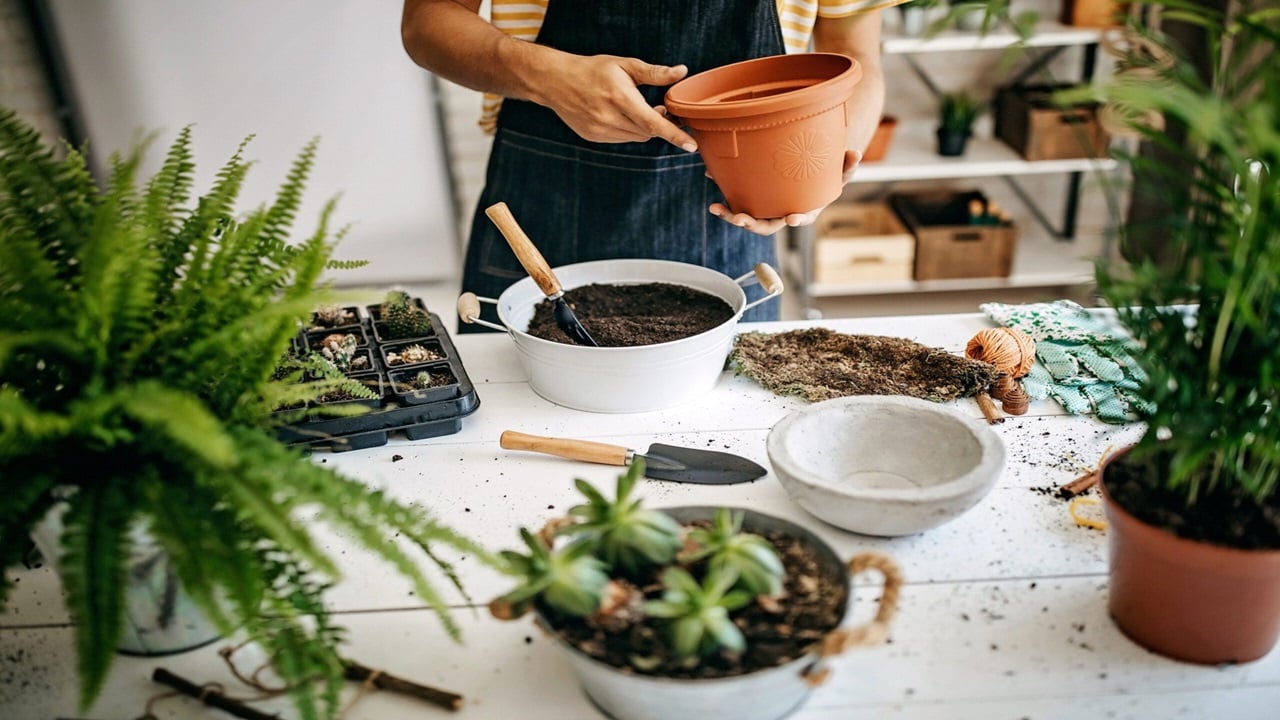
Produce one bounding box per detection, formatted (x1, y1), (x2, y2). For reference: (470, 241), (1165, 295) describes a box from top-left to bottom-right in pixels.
(812, 202), (915, 285)
(889, 190), (1016, 281)
(994, 84), (1110, 161)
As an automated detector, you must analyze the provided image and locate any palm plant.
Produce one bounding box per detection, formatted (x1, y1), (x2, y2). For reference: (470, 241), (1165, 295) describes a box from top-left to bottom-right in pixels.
(1084, 0), (1278, 541)
(0, 107), (495, 718)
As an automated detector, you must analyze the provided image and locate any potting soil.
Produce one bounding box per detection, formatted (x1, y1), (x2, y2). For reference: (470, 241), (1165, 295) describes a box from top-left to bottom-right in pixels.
(527, 282), (734, 346)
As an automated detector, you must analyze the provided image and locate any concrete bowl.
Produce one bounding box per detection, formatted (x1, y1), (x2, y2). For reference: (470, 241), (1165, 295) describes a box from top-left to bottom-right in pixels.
(767, 395), (1005, 537)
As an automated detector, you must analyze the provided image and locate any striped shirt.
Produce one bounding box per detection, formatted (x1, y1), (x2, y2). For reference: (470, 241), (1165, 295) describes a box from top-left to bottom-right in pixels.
(479, 0), (904, 132)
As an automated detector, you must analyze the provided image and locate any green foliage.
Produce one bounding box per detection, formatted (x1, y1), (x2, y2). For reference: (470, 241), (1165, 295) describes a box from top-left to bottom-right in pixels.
(1084, 1), (1280, 505)
(381, 289), (433, 340)
(0, 108), (496, 718)
(566, 462), (683, 576)
(642, 566), (753, 662)
(938, 91), (986, 135)
(491, 528), (610, 618)
(491, 466), (786, 669)
(679, 508), (784, 598)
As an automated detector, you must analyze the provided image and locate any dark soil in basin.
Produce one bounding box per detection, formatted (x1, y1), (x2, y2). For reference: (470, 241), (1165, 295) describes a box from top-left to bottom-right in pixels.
(526, 282), (734, 347)
(539, 525), (846, 679)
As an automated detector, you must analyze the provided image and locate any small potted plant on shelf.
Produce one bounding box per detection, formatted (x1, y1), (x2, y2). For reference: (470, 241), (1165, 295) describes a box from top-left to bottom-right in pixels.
(0, 108), (496, 719)
(1078, 0), (1280, 664)
(936, 90), (985, 156)
(489, 463), (902, 720)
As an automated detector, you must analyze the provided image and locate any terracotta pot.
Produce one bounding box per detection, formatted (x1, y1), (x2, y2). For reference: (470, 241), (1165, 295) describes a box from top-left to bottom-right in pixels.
(1060, 0), (1124, 28)
(665, 53), (862, 218)
(862, 116), (898, 163)
(1099, 448), (1280, 664)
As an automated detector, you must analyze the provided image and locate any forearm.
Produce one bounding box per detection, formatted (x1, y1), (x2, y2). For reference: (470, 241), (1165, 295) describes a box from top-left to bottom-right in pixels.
(400, 0), (561, 105)
(813, 13), (886, 156)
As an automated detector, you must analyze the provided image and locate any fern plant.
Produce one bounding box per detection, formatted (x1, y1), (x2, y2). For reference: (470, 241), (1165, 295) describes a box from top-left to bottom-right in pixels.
(0, 107), (497, 718)
(1076, 0), (1279, 542)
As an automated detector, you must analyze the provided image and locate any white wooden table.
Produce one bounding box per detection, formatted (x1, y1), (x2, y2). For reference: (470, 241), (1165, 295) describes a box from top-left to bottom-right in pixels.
(4, 313), (1278, 719)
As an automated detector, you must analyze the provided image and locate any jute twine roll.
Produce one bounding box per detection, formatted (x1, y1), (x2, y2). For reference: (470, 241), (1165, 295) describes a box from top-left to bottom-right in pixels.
(966, 328), (1036, 415)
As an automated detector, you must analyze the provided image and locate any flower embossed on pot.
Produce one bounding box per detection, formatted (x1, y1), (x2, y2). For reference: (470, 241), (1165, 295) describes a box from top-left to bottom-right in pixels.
(775, 130), (833, 181)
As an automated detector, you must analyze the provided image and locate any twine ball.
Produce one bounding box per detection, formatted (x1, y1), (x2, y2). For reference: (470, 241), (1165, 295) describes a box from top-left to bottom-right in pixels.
(967, 328), (1036, 415)
(966, 328), (1036, 378)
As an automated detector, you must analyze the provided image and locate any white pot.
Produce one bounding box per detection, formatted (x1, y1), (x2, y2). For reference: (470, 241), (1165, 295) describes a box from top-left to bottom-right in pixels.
(464, 259), (782, 413)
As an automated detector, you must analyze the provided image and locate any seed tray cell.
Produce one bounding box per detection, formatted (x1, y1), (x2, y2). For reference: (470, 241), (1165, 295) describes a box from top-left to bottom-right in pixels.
(279, 304), (479, 452)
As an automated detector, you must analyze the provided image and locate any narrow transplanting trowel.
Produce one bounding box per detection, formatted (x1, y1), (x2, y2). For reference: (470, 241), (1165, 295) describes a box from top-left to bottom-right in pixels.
(499, 430), (767, 485)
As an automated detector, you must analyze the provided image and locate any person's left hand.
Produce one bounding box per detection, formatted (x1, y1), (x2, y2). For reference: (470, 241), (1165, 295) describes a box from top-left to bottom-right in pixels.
(708, 150), (861, 236)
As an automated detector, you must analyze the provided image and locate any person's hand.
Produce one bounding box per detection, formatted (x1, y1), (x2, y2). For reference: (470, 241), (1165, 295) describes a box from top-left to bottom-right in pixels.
(538, 54), (698, 151)
(708, 150), (861, 236)
(981, 300), (1152, 424)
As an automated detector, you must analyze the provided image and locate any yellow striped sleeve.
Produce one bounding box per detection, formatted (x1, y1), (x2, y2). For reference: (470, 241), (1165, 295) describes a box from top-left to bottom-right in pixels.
(813, 0), (909, 18)
(480, 0), (550, 132)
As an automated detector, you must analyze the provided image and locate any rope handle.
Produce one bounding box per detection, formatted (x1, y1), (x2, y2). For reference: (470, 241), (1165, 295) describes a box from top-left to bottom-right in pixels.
(817, 552), (903, 659)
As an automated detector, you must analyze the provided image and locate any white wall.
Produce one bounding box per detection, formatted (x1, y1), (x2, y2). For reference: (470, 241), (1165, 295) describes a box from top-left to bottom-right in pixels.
(48, 0), (457, 286)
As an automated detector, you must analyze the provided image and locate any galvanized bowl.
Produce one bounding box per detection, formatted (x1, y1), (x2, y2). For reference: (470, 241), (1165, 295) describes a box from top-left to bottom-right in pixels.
(533, 506), (900, 720)
(462, 259), (782, 413)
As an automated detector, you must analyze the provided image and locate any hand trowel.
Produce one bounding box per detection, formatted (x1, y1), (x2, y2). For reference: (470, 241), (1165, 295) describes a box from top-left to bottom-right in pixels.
(499, 430), (767, 485)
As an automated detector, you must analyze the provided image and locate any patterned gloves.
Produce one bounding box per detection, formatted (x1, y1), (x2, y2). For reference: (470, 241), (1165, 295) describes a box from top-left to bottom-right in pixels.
(980, 300), (1150, 423)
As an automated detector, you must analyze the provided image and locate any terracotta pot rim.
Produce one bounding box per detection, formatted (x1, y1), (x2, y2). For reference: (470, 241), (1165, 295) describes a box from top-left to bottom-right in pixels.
(1099, 444), (1280, 558)
(665, 53), (861, 120)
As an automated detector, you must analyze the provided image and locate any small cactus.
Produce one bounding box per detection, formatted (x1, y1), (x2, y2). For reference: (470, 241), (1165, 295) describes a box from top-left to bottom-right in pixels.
(381, 290), (433, 339)
(318, 333), (358, 372)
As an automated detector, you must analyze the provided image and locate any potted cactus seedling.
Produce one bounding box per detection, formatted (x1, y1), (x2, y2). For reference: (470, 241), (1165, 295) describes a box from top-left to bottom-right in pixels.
(489, 463), (902, 720)
(377, 289), (435, 341)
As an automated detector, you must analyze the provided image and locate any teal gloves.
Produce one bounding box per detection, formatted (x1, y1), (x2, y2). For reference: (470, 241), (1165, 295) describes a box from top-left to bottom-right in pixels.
(981, 300), (1150, 423)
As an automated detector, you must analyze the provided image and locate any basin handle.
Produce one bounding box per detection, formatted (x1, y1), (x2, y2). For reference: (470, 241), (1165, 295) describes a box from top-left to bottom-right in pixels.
(456, 292), (508, 333)
(736, 262), (786, 313)
(802, 551), (902, 686)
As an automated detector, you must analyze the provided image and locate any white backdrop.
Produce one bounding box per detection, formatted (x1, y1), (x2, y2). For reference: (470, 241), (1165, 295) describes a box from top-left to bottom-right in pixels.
(48, 0), (458, 286)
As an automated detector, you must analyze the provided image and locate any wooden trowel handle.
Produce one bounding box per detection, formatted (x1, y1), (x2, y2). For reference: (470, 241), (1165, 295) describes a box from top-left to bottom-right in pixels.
(485, 202), (562, 297)
(500, 430), (629, 466)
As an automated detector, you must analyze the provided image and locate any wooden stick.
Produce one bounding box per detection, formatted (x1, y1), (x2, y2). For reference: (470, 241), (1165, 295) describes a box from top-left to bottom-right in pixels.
(974, 391), (1004, 424)
(343, 660), (464, 711)
(1058, 471), (1099, 498)
(151, 668), (280, 720)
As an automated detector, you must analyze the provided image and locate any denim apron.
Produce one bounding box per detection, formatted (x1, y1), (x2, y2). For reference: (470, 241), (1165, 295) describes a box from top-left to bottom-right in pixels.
(459, 0), (786, 332)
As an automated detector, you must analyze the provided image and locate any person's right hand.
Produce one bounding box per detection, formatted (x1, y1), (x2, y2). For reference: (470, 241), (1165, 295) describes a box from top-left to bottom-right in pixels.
(537, 54), (699, 152)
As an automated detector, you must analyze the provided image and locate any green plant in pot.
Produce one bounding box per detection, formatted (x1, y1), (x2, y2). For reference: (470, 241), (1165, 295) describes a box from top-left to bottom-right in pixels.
(488, 462), (903, 720)
(936, 91), (985, 156)
(1074, 0), (1280, 664)
(0, 108), (495, 718)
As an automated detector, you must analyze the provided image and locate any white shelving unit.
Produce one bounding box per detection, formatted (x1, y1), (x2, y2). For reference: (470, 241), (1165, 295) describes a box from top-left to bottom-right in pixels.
(790, 19), (1120, 315)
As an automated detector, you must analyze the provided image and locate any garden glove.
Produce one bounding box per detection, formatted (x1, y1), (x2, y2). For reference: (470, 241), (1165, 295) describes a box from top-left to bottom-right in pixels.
(980, 300), (1151, 423)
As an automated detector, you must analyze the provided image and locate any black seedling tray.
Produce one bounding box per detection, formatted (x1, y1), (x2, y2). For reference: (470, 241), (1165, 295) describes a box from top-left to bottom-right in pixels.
(278, 303), (479, 452)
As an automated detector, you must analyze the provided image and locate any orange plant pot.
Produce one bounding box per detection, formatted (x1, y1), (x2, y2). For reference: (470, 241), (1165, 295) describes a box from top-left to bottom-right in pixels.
(1099, 448), (1280, 664)
(862, 116), (898, 163)
(665, 53), (862, 219)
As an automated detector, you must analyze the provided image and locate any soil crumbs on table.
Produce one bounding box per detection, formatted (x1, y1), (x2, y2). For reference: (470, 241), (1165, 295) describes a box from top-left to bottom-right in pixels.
(542, 526), (846, 679)
(527, 282), (734, 347)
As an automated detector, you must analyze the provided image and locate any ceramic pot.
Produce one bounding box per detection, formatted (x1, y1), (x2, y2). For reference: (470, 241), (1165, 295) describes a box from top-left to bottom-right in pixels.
(862, 116), (898, 163)
(31, 508), (223, 655)
(535, 507), (901, 720)
(936, 129), (970, 157)
(664, 53), (862, 219)
(1099, 448), (1280, 664)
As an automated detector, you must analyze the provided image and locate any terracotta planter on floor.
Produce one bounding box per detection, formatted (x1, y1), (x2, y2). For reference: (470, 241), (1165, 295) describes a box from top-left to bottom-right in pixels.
(665, 53), (862, 219)
(1099, 449), (1280, 664)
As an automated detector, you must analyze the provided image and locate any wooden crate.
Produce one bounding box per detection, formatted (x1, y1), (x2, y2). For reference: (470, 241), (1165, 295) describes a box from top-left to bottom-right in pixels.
(812, 202), (914, 285)
(994, 84), (1110, 161)
(889, 190), (1016, 281)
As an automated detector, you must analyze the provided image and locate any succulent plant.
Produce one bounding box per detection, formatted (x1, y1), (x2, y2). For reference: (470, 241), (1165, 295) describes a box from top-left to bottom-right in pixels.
(565, 462), (683, 576)
(490, 528), (610, 619)
(317, 332), (358, 372)
(680, 508), (784, 597)
(381, 289), (433, 340)
(642, 565), (753, 662)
